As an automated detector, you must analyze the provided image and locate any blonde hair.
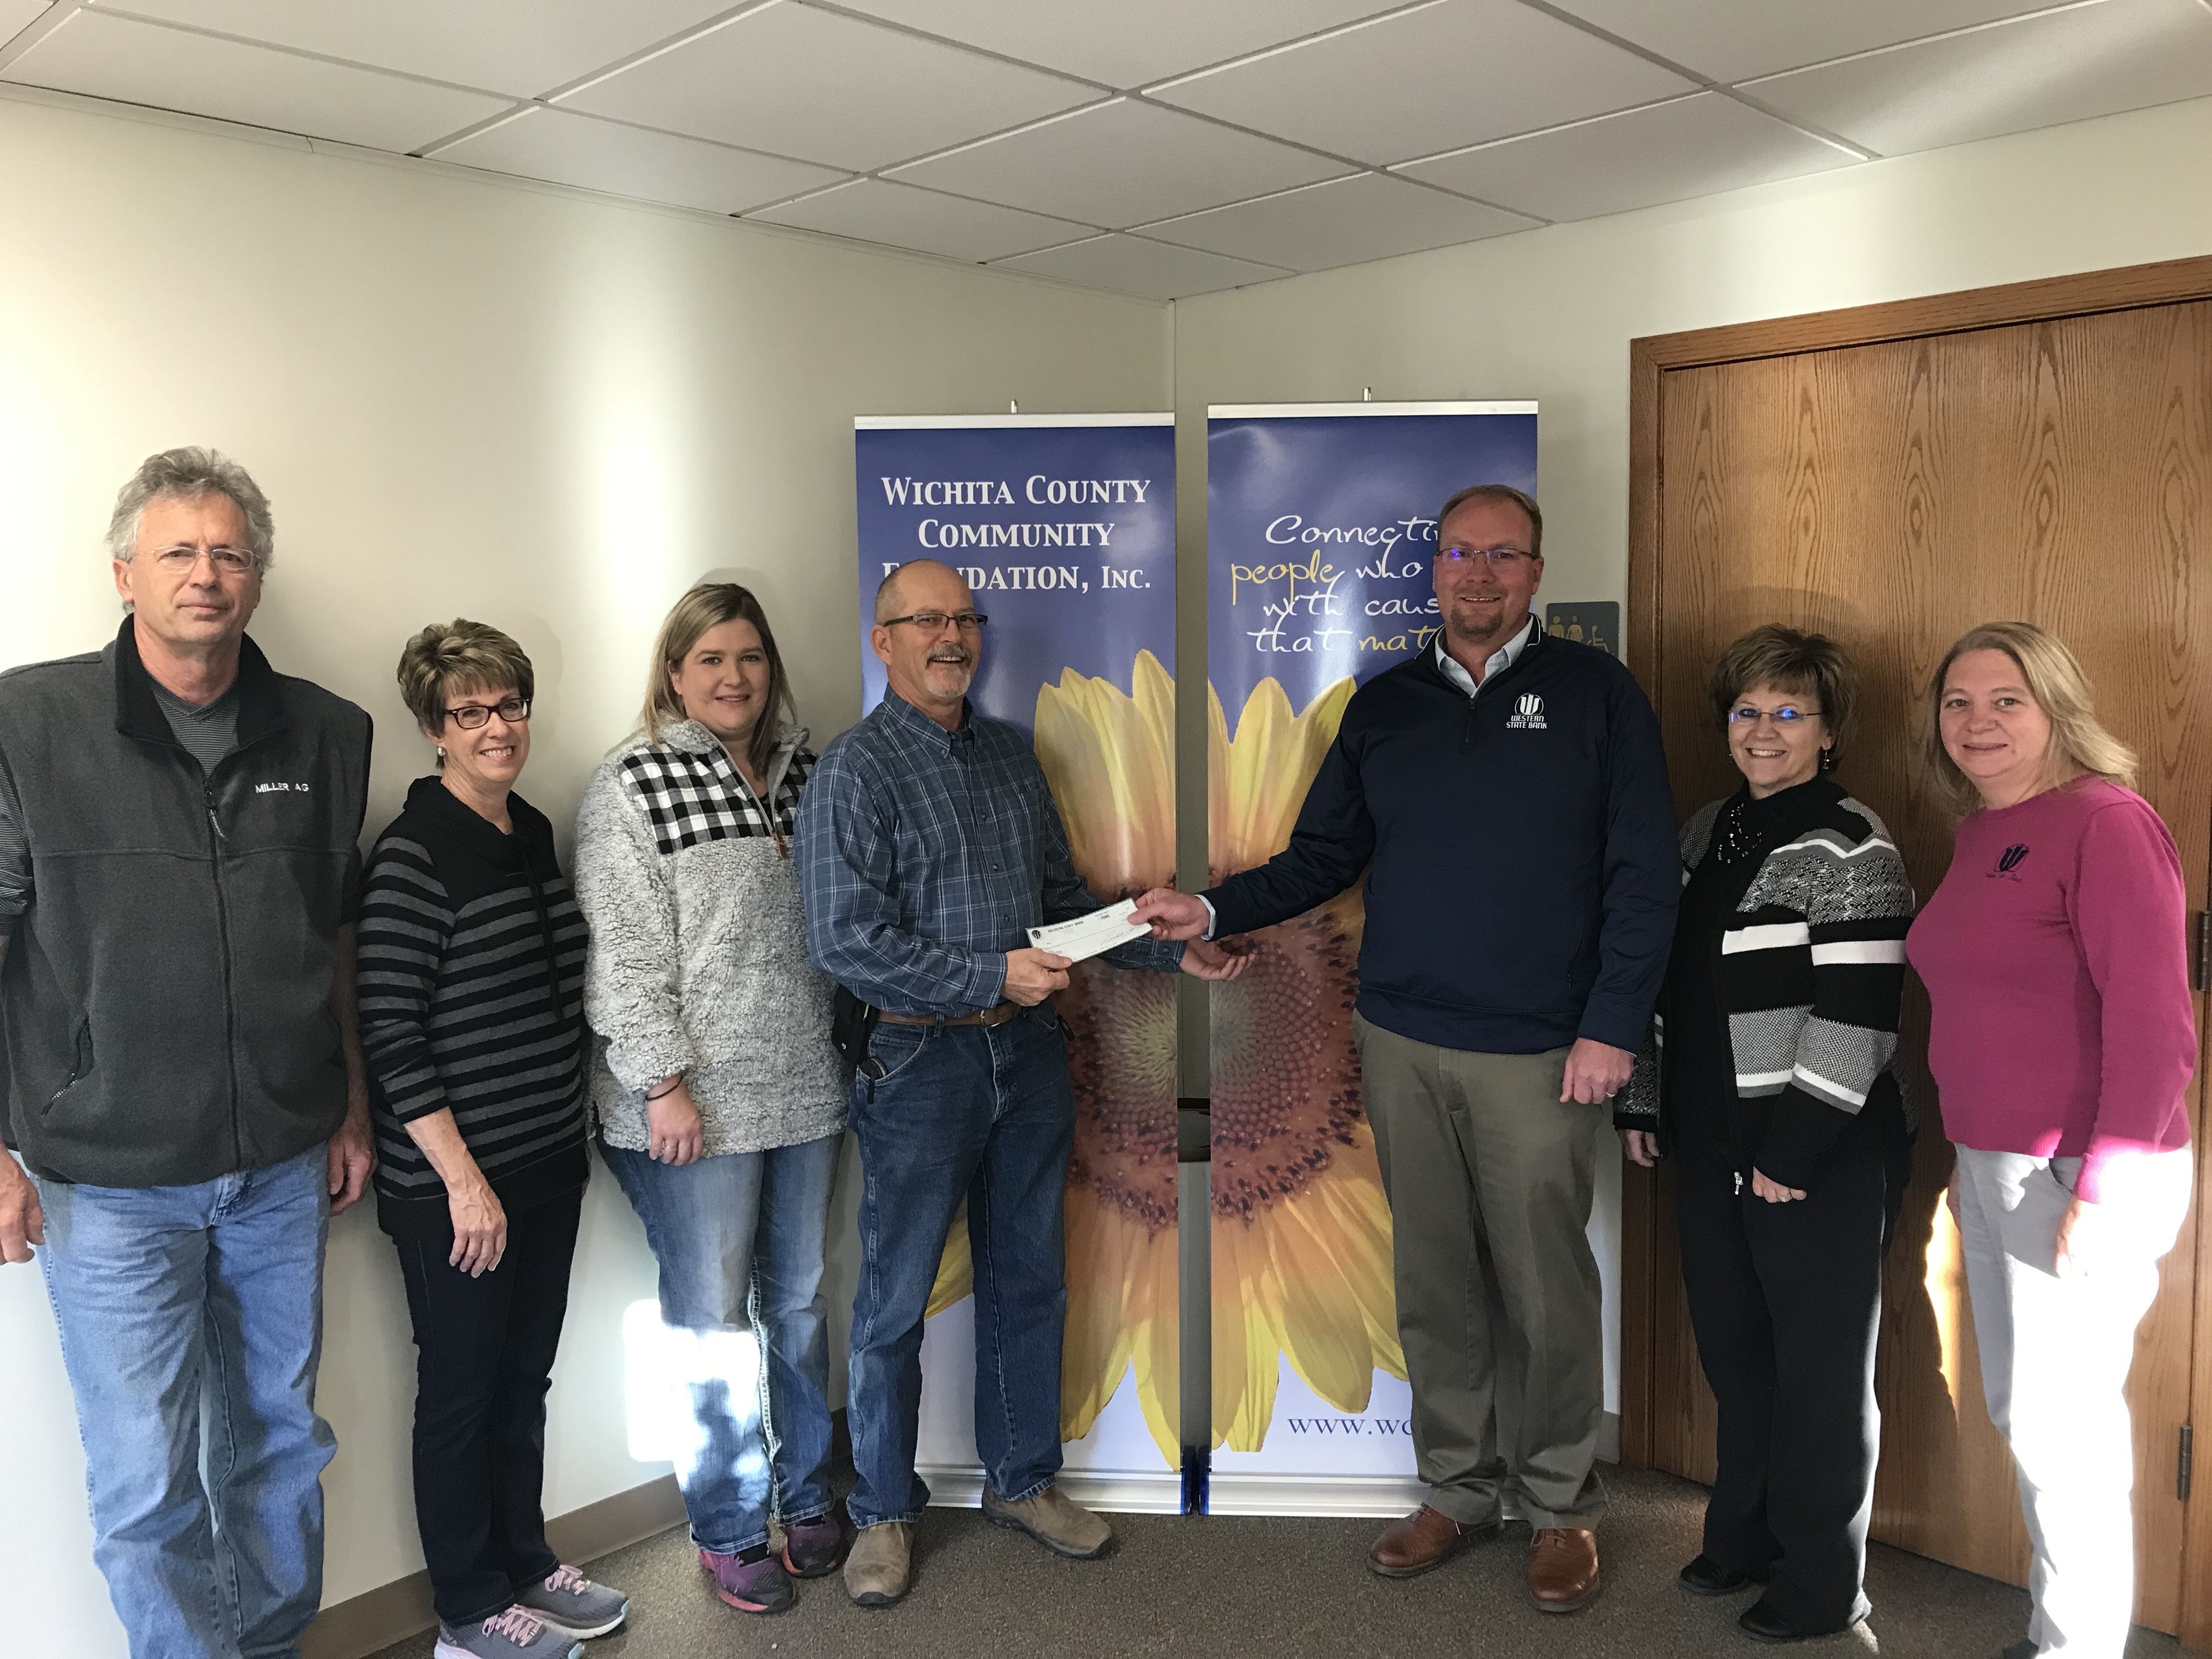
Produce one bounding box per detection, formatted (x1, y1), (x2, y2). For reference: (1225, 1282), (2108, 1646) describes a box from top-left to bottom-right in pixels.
(1923, 620), (2136, 814)
(639, 582), (793, 776)
(396, 619), (533, 736)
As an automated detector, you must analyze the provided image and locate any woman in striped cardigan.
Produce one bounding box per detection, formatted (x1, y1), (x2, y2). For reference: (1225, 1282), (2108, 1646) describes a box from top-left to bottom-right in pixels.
(1616, 626), (1915, 1646)
(356, 621), (628, 1659)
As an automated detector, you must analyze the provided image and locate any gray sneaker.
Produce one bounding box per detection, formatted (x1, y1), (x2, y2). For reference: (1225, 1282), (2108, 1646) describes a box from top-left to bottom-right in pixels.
(513, 1565), (629, 1638)
(435, 1607), (582, 1659)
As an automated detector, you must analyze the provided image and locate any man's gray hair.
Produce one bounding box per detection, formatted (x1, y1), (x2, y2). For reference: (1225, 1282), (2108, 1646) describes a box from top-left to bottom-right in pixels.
(106, 447), (275, 569)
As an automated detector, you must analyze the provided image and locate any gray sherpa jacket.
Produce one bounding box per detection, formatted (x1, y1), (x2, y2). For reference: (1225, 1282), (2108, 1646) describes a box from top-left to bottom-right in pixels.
(573, 720), (847, 1156)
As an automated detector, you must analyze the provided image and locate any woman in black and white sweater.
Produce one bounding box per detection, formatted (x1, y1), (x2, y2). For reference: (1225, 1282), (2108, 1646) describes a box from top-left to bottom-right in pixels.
(356, 620), (627, 1659)
(1616, 626), (1914, 1646)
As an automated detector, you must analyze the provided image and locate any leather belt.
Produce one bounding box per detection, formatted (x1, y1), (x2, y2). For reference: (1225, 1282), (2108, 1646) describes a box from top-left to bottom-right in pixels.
(876, 1001), (1023, 1029)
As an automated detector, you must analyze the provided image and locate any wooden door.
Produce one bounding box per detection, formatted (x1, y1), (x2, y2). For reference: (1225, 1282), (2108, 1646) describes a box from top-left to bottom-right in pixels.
(1624, 278), (2212, 1639)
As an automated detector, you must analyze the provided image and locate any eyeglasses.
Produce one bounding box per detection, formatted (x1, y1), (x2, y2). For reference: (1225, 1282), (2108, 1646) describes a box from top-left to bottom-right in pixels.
(882, 611), (989, 633)
(443, 696), (532, 729)
(1436, 546), (1536, 568)
(145, 544), (259, 575)
(1727, 704), (1821, 726)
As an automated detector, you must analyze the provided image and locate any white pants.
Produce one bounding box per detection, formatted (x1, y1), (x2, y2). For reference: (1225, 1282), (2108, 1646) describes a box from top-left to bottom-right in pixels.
(1953, 1144), (2193, 1658)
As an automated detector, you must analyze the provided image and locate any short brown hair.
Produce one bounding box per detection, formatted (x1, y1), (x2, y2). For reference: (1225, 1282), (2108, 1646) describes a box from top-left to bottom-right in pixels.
(397, 619), (533, 735)
(1707, 625), (1859, 759)
(640, 582), (795, 777)
(1922, 620), (2136, 815)
(1437, 484), (1543, 558)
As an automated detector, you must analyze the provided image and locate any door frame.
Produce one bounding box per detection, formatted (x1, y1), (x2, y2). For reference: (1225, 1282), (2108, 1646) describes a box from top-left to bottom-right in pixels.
(1621, 251), (2212, 1654)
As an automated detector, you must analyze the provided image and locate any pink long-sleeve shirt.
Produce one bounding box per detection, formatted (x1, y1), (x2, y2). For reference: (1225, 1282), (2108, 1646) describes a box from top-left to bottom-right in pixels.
(1907, 778), (2195, 1204)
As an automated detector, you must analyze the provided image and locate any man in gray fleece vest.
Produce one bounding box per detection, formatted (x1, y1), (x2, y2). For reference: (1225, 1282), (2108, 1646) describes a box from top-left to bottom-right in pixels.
(0, 449), (374, 1659)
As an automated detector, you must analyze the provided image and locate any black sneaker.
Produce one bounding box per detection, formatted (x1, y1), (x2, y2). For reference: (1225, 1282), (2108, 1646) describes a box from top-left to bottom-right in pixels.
(1678, 1553), (1763, 1595)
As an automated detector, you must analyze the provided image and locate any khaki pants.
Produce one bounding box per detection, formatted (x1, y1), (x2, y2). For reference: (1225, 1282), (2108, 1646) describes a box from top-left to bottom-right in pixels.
(1355, 1014), (1606, 1531)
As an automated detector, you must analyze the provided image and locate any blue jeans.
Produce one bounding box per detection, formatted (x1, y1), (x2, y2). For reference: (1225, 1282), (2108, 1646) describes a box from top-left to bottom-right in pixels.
(846, 1005), (1074, 1529)
(600, 1134), (839, 1555)
(33, 1146), (334, 1659)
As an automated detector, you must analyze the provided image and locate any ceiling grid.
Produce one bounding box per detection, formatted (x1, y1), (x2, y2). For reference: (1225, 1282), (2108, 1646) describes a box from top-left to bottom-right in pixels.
(2, 0), (2208, 298)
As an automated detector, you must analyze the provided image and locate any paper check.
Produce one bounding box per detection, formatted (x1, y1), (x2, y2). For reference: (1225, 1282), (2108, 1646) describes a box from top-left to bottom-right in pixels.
(1027, 898), (1148, 963)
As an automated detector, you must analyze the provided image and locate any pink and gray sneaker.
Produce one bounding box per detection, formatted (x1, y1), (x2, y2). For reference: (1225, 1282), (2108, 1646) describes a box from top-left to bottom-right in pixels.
(434, 1607), (582, 1659)
(512, 1565), (629, 1639)
(699, 1546), (794, 1614)
(781, 1511), (853, 1578)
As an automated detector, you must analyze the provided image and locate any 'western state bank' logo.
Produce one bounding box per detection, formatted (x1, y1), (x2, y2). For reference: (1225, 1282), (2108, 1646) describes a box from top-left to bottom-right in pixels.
(1506, 692), (1548, 730)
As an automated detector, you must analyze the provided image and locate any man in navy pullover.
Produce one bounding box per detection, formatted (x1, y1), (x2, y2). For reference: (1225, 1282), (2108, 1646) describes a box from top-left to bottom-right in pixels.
(1136, 485), (1675, 1613)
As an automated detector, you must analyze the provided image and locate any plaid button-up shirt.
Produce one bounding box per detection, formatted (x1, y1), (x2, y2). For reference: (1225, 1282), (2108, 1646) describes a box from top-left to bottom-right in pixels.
(797, 690), (1180, 1016)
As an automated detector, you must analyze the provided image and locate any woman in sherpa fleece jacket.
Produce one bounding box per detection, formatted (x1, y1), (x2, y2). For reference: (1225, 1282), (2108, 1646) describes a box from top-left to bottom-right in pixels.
(573, 583), (848, 1619)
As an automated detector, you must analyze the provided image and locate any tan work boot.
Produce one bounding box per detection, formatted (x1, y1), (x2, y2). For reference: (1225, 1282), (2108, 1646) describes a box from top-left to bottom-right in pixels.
(980, 1484), (1114, 1559)
(843, 1521), (912, 1607)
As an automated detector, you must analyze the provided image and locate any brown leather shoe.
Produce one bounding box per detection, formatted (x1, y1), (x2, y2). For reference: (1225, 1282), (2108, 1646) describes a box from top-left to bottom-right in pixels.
(1527, 1527), (1601, 1613)
(1367, 1505), (1500, 1578)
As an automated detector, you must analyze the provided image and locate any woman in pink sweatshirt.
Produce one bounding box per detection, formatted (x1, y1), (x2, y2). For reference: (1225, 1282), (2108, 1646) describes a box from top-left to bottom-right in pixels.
(1907, 621), (2195, 1659)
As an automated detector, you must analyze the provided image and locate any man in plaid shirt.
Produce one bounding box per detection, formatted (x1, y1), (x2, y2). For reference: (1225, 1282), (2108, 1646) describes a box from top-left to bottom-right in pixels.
(797, 558), (1242, 1607)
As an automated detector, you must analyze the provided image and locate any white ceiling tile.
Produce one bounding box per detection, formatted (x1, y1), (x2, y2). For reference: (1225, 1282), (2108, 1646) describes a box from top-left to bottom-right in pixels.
(1398, 93), (1856, 222)
(1744, 0), (2212, 157)
(991, 233), (1289, 299)
(1543, 0), (2072, 86)
(746, 178), (1093, 262)
(887, 98), (1350, 228)
(80, 0), (736, 96)
(827, 0), (1406, 90)
(560, 1), (1096, 173)
(1, 2), (52, 50)
(1138, 171), (1536, 270)
(434, 106), (844, 214)
(1151, 0), (1694, 166)
(2, 9), (511, 148)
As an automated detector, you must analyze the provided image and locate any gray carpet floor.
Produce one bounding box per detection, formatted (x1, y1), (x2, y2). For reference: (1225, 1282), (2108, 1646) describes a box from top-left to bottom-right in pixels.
(368, 1466), (2186, 1659)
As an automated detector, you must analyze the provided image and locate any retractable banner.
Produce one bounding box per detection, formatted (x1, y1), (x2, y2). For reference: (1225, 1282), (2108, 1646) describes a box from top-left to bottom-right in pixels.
(852, 414), (1181, 1509)
(1202, 402), (1538, 1514)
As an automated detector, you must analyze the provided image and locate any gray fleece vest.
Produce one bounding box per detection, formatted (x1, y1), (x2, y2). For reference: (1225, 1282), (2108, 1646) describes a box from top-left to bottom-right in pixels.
(0, 621), (371, 1186)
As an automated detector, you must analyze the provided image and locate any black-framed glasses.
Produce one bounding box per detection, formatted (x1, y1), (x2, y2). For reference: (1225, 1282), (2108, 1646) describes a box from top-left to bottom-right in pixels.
(1727, 704), (1820, 725)
(882, 611), (988, 633)
(443, 696), (532, 729)
(146, 543), (259, 575)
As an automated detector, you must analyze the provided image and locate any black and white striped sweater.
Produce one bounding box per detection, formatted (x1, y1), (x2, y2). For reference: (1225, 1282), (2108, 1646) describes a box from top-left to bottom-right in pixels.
(357, 776), (590, 1233)
(1617, 778), (1914, 1186)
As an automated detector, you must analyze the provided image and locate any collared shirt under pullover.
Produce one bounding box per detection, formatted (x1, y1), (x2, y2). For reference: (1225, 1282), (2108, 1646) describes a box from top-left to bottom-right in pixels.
(798, 689), (1181, 1016)
(1202, 627), (1677, 1055)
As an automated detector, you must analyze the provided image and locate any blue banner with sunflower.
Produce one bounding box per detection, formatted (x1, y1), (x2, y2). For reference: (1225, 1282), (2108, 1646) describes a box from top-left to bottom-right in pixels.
(853, 414), (1182, 1505)
(1203, 403), (1538, 1511)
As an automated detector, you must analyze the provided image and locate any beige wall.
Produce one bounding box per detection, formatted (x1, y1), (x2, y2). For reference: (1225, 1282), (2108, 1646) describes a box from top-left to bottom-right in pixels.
(1170, 92), (2212, 1412)
(0, 89), (1170, 1659)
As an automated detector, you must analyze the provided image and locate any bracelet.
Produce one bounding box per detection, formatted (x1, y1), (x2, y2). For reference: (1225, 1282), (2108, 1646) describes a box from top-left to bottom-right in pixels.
(644, 1076), (683, 1102)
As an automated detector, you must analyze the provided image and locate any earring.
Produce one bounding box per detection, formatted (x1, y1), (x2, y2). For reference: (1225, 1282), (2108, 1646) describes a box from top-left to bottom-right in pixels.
(1819, 747), (1836, 773)
(436, 746), (446, 760)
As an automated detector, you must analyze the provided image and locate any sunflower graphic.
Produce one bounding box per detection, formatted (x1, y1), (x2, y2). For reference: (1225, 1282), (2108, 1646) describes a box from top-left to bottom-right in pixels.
(920, 654), (1401, 1463)
(1207, 674), (1403, 1452)
(923, 651), (1184, 1465)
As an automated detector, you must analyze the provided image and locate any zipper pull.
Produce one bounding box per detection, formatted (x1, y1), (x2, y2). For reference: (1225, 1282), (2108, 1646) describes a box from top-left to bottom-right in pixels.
(205, 783), (228, 842)
(1734, 1170), (1744, 1197)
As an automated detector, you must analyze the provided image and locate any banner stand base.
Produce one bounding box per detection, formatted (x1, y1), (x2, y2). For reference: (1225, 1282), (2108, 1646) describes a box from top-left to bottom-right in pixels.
(1206, 1474), (1434, 1519)
(918, 1466), (1184, 1516)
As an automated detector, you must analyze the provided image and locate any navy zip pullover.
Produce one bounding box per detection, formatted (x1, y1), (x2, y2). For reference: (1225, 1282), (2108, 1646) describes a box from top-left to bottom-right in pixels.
(1204, 629), (1677, 1054)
